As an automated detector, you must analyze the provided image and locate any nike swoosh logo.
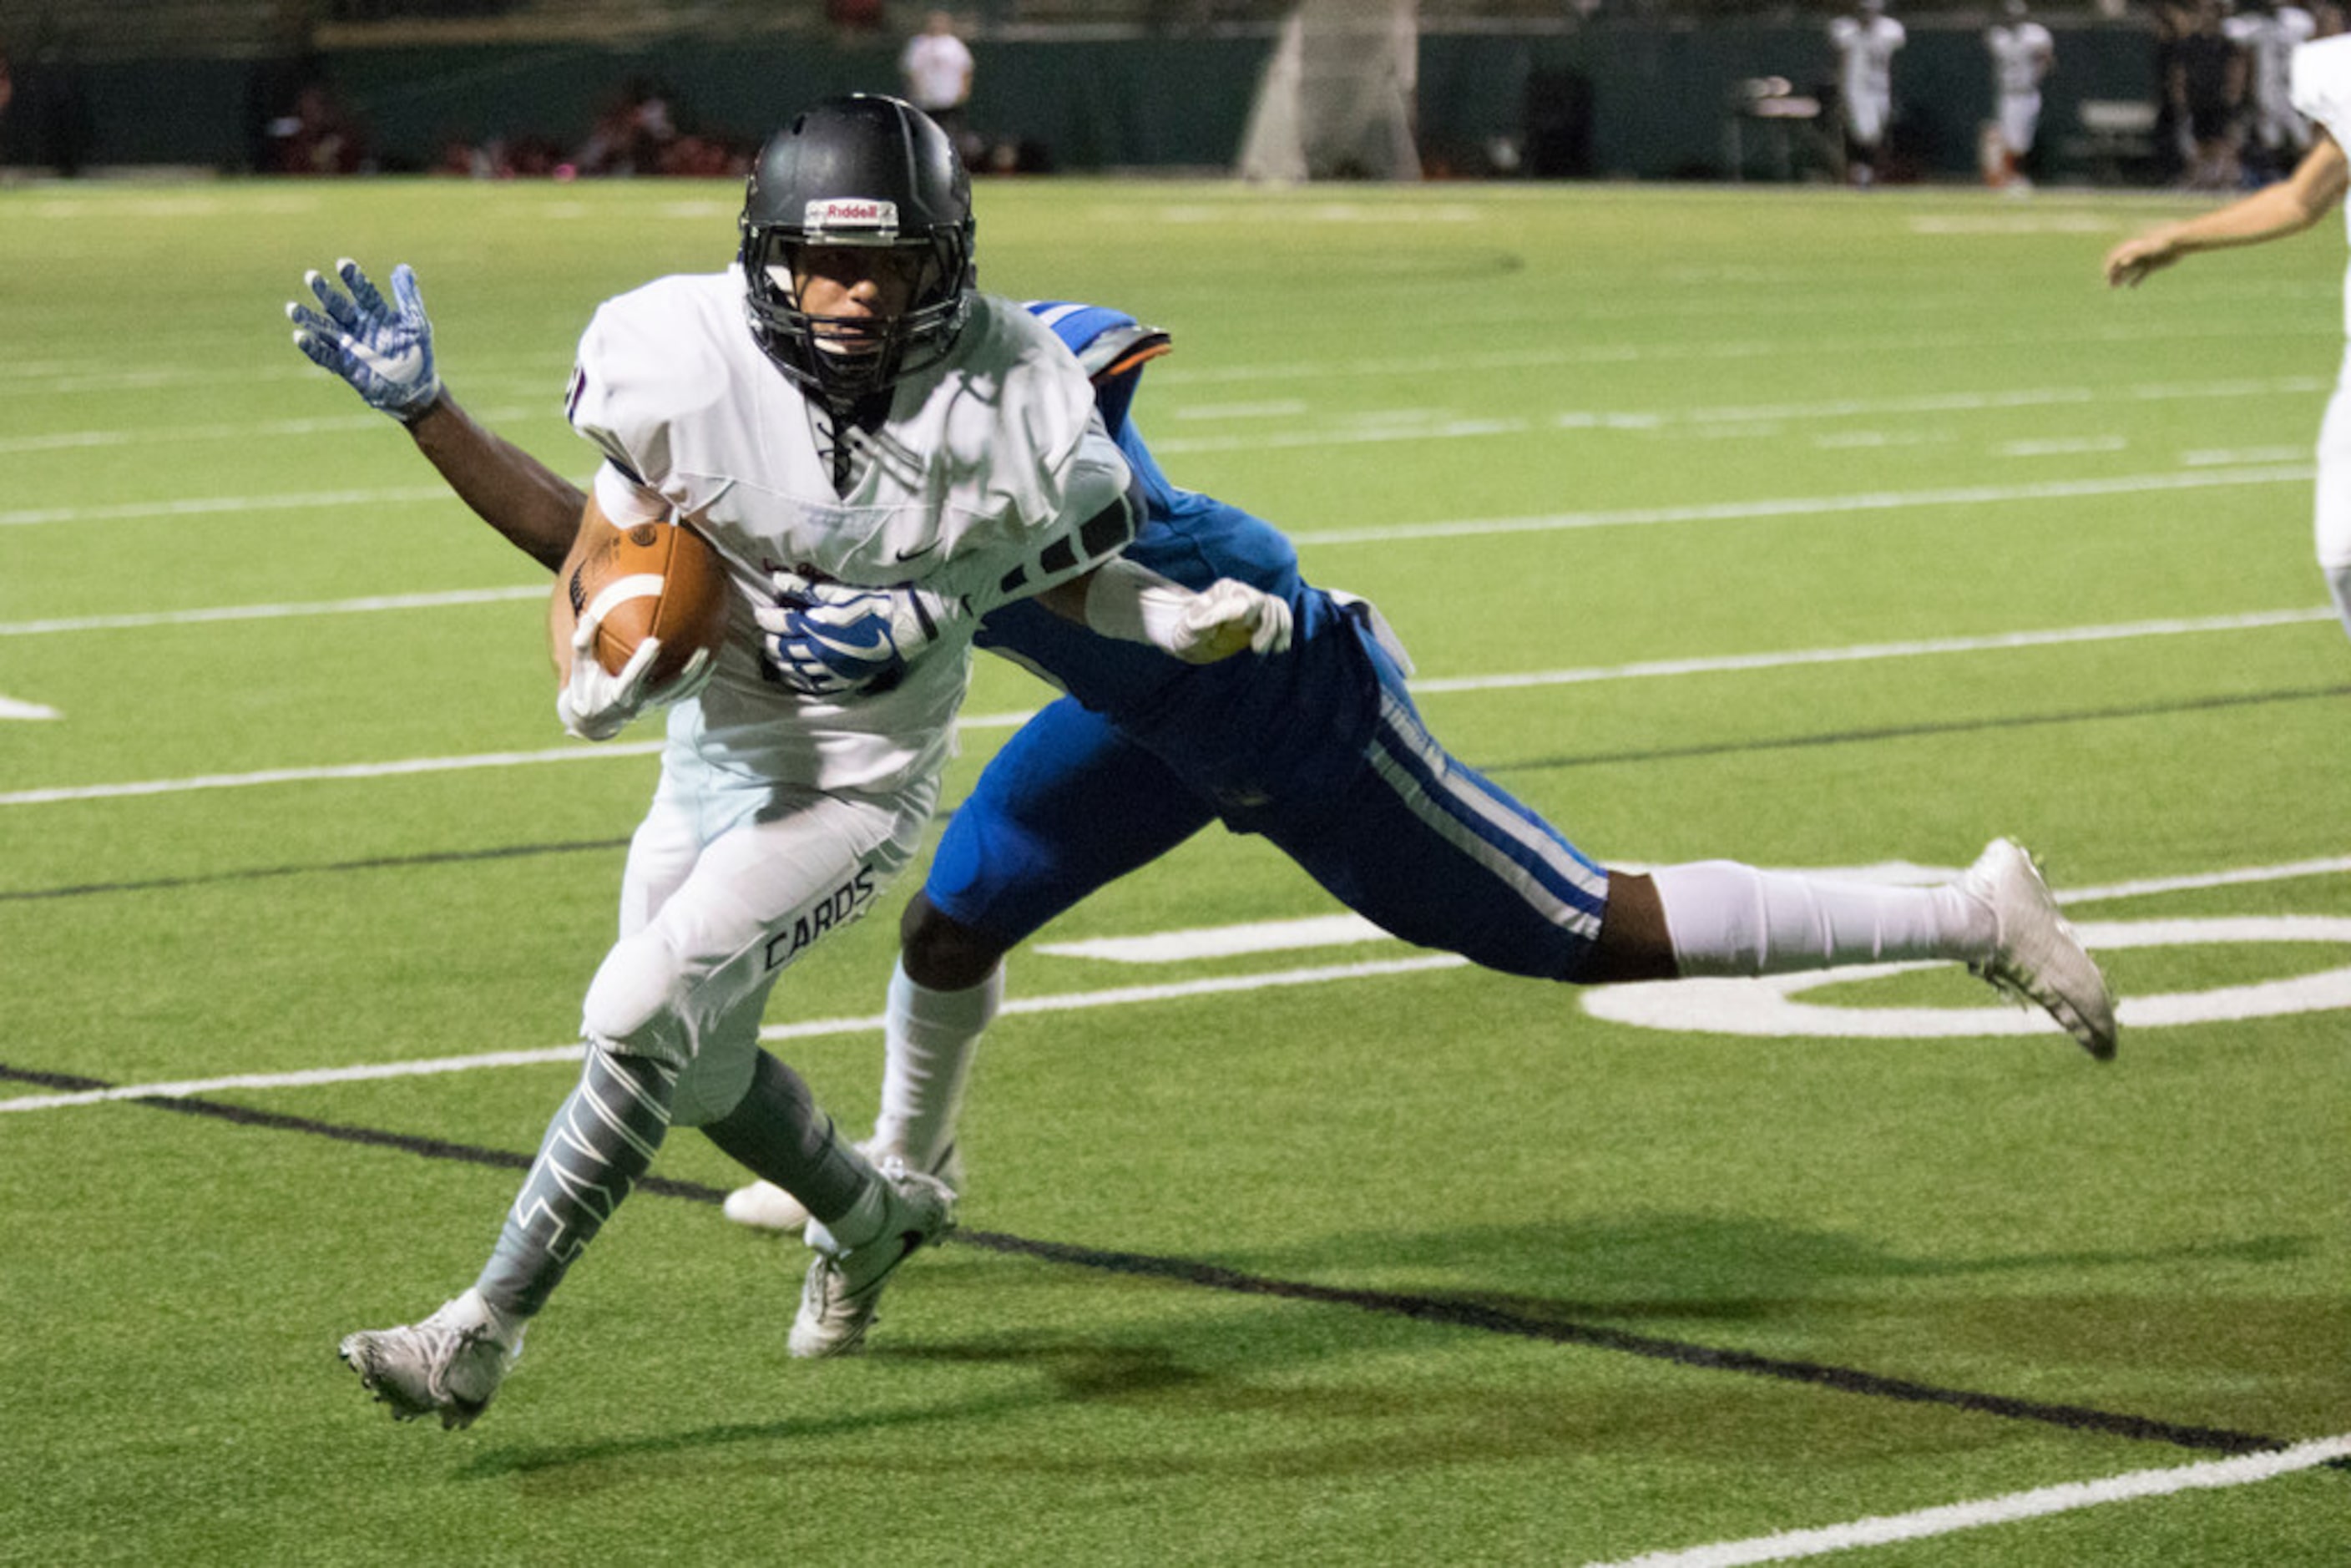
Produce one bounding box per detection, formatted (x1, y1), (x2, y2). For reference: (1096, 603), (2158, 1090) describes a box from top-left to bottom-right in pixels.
(893, 542), (940, 563)
(355, 341), (424, 382)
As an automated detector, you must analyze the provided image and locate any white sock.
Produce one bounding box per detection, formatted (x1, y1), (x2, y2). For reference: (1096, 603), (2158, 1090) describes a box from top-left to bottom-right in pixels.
(872, 957), (1002, 1168)
(812, 1154), (888, 1253)
(1649, 860), (1995, 978)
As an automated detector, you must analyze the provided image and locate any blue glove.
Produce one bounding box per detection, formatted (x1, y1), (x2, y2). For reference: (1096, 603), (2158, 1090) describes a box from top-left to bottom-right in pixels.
(286, 258), (442, 422)
(756, 573), (966, 699)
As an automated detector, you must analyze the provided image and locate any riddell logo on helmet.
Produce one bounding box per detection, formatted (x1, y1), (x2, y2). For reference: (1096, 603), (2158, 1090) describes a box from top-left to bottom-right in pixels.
(806, 198), (899, 234)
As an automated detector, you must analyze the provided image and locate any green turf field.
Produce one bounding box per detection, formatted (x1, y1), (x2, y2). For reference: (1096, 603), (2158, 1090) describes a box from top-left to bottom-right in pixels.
(2, 173), (2346, 1565)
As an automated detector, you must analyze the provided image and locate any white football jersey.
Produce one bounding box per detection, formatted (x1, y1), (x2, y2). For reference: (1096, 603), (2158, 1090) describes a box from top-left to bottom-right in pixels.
(1829, 15), (1905, 110)
(2292, 35), (2351, 339)
(1987, 22), (2052, 99)
(567, 274), (1128, 793)
(2288, 32), (2351, 134)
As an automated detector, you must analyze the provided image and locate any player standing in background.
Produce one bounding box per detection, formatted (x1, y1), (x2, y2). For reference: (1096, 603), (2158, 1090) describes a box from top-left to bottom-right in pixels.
(900, 10), (976, 164)
(292, 94), (1287, 1430)
(2230, 0), (2321, 182)
(1829, 0), (1906, 187)
(291, 265), (2122, 1239)
(1984, 0), (2055, 190)
(2106, 34), (2351, 646)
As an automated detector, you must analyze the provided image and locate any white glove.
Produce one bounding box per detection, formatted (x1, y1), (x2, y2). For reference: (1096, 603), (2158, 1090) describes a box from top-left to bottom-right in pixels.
(555, 615), (713, 741)
(1169, 577), (1294, 663)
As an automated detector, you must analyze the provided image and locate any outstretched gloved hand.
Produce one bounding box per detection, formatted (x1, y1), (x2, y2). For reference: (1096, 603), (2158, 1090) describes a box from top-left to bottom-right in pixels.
(287, 258), (442, 423)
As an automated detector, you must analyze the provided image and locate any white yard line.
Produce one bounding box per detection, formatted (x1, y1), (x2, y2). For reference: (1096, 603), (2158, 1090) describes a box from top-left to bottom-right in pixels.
(1404, 608), (2333, 694)
(0, 586), (547, 637)
(0, 468), (2314, 570)
(1284, 465), (2314, 547)
(3, 606), (2329, 805)
(1149, 377), (2325, 457)
(1583, 1433), (2351, 1568)
(2065, 855), (2351, 903)
(0, 486), (456, 529)
(0, 402), (549, 456)
(3, 854), (2338, 1115)
(1141, 321), (2323, 390)
(0, 711), (1039, 806)
(0, 956), (1464, 1114)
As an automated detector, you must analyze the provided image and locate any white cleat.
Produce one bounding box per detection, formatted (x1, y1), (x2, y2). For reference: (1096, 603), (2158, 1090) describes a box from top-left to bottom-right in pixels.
(789, 1157), (958, 1359)
(1959, 837), (2118, 1061)
(723, 1178), (816, 1233)
(724, 1140), (963, 1235)
(337, 1288), (524, 1430)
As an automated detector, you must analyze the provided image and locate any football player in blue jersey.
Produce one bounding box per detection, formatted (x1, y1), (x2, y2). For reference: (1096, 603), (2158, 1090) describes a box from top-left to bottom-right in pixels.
(291, 260), (2119, 1247)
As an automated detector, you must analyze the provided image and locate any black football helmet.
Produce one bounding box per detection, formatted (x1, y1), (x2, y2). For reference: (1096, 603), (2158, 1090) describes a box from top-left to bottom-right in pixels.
(738, 94), (975, 403)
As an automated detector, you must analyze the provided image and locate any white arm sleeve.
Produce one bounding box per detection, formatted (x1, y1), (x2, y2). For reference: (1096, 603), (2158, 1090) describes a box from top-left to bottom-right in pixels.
(1080, 558), (1201, 647)
(1079, 559), (1296, 664)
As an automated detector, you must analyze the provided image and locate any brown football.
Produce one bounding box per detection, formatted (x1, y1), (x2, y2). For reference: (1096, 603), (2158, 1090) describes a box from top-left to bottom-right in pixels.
(564, 519), (731, 686)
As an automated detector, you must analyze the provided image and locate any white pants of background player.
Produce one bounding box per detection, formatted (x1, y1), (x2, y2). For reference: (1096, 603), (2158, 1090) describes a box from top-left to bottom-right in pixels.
(2310, 346), (2351, 640)
(584, 753), (937, 1123)
(1997, 91), (2040, 158)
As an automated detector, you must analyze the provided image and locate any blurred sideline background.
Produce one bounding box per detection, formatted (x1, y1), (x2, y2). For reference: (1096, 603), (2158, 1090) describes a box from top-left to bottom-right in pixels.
(0, 0), (2200, 188)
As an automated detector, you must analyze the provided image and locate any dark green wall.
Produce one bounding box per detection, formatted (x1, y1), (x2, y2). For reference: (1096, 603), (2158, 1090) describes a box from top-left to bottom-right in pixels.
(7, 19), (2164, 181)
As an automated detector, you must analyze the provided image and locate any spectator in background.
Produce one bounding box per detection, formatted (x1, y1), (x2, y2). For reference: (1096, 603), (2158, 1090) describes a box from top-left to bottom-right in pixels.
(901, 10), (975, 165)
(270, 79), (367, 175)
(1984, 0), (2054, 190)
(246, 0), (319, 175)
(829, 0), (887, 37)
(576, 76), (676, 177)
(2170, 0), (2248, 190)
(1828, 0), (1904, 187)
(2229, 0), (2320, 181)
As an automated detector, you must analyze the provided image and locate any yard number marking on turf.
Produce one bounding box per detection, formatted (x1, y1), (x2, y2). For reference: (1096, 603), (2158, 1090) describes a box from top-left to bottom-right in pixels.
(1581, 916), (2351, 1039)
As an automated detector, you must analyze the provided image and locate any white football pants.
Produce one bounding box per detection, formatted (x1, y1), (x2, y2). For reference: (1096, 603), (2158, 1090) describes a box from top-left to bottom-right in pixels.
(581, 754), (936, 1126)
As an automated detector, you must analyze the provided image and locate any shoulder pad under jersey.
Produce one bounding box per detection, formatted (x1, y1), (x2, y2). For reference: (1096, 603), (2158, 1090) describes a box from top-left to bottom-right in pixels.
(1024, 300), (1172, 438)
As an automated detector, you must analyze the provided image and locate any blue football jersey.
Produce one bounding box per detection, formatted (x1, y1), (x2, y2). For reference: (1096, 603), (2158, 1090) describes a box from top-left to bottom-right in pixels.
(930, 302), (1610, 977)
(977, 306), (1378, 816)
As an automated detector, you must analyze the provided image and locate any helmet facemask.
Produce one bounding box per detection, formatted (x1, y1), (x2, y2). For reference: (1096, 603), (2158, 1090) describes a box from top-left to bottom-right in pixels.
(741, 219), (971, 403)
(736, 96), (977, 407)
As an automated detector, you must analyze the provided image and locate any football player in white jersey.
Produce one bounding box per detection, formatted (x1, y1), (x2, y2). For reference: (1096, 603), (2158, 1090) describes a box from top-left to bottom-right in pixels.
(1984, 0), (2055, 190)
(2104, 35), (2351, 646)
(1828, 0), (1906, 187)
(2229, 1), (2320, 180)
(313, 95), (1290, 1430)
